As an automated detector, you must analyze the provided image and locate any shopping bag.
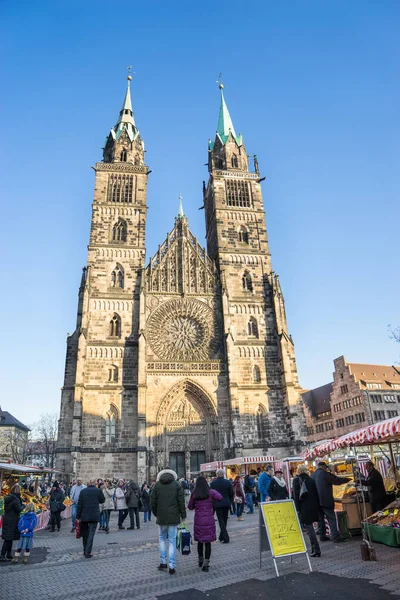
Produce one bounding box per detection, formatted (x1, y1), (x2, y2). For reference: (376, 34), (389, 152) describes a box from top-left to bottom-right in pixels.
(176, 522), (191, 555)
(75, 519), (81, 539)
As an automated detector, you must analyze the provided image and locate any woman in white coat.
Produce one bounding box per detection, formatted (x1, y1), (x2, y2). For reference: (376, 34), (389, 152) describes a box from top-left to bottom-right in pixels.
(102, 480), (115, 533)
(115, 480), (128, 529)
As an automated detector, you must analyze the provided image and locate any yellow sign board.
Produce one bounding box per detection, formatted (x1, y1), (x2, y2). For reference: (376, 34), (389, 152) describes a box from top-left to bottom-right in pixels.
(261, 500), (306, 557)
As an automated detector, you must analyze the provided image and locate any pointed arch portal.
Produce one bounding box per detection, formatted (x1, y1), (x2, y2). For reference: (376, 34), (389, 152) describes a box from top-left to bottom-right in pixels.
(155, 379), (219, 478)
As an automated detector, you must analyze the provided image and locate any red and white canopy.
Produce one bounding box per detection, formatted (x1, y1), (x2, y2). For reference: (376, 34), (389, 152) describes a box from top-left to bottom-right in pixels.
(303, 416), (400, 460)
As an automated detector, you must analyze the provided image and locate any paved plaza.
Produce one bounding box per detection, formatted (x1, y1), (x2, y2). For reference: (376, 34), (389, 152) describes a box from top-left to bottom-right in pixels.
(1, 510), (399, 599)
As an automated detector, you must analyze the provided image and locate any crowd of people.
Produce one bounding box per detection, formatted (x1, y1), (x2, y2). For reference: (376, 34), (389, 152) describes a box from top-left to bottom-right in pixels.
(1, 459), (389, 570)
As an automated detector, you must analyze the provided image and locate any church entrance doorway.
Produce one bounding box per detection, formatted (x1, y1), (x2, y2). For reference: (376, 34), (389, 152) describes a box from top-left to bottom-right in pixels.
(170, 452), (186, 479)
(155, 380), (219, 479)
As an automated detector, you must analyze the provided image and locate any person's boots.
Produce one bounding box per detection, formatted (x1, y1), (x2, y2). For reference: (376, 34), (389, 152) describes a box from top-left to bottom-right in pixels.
(23, 552), (30, 564)
(198, 556), (203, 568)
(310, 544), (321, 557)
(202, 559), (210, 572)
(12, 551), (21, 563)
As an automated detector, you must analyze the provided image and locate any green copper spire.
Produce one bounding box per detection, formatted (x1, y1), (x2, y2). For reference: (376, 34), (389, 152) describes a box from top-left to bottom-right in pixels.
(110, 74), (140, 144)
(210, 84), (243, 149)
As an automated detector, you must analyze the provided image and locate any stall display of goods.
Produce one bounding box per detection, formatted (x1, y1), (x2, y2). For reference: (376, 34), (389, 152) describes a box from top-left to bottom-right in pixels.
(366, 500), (400, 528)
(383, 478), (397, 493)
(333, 478), (355, 500)
(363, 499), (400, 547)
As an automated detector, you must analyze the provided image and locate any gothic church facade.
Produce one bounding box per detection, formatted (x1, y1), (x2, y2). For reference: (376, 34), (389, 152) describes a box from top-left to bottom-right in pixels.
(56, 77), (305, 481)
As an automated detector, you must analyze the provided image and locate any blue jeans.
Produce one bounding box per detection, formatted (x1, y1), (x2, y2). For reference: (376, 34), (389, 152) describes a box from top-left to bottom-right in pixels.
(245, 493), (254, 513)
(72, 503), (78, 527)
(144, 511), (151, 522)
(236, 503), (244, 518)
(158, 525), (177, 569)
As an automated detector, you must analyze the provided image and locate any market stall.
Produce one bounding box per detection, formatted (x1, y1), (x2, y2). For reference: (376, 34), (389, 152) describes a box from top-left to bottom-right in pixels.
(303, 416), (400, 542)
(199, 461), (225, 480)
(0, 462), (72, 533)
(223, 455), (278, 480)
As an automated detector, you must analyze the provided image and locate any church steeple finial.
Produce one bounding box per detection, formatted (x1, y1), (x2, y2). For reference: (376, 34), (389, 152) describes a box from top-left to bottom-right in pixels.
(177, 193), (185, 219)
(116, 68), (136, 128)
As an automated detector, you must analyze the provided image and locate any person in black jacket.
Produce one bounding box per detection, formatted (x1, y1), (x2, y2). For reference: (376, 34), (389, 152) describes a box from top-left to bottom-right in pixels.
(0, 485), (23, 561)
(311, 462), (350, 542)
(125, 480), (141, 530)
(293, 466), (321, 557)
(358, 461), (387, 513)
(210, 469), (234, 543)
(141, 483), (151, 523)
(268, 470), (289, 500)
(49, 482), (65, 532)
(77, 479), (105, 558)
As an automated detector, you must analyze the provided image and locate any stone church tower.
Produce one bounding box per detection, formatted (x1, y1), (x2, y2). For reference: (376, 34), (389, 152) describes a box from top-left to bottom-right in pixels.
(56, 77), (305, 482)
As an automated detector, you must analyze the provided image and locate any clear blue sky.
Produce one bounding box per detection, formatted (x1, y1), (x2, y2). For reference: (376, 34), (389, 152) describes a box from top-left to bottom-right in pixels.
(1, 1), (399, 426)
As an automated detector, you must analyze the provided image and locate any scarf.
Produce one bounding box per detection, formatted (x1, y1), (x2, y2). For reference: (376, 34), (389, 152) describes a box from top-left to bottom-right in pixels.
(273, 476), (286, 488)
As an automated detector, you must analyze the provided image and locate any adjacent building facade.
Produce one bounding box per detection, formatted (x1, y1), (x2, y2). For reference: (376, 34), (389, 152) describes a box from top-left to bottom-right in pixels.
(304, 356), (400, 444)
(56, 77), (305, 482)
(0, 408), (30, 463)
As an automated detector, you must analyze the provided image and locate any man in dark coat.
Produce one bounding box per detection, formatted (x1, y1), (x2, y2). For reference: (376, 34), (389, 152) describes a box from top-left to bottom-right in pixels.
(210, 469), (234, 543)
(125, 479), (141, 530)
(293, 466), (321, 557)
(0, 485), (23, 561)
(151, 467), (186, 575)
(76, 479), (105, 558)
(311, 462), (350, 542)
(358, 461), (387, 513)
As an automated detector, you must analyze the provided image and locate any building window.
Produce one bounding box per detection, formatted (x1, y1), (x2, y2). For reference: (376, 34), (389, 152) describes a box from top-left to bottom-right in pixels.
(256, 405), (266, 441)
(120, 149), (127, 162)
(108, 365), (118, 383)
(231, 154), (239, 168)
(316, 424), (324, 433)
(355, 412), (365, 423)
(112, 219), (127, 242)
(383, 395), (396, 403)
(340, 384), (348, 394)
(370, 394), (382, 403)
(247, 317), (259, 338)
(242, 271), (253, 292)
(238, 225), (249, 244)
(216, 157), (224, 169)
(307, 426), (314, 435)
(387, 410), (398, 418)
(111, 264), (124, 288)
(107, 174), (134, 203)
(336, 418), (345, 428)
(253, 366), (261, 383)
(109, 313), (121, 337)
(105, 406), (118, 443)
(325, 422), (333, 431)
(333, 403), (342, 412)
(391, 384), (400, 389)
(226, 179), (251, 208)
(366, 383), (382, 389)
(345, 415), (355, 425)
(373, 410), (386, 421)
(352, 397), (362, 406)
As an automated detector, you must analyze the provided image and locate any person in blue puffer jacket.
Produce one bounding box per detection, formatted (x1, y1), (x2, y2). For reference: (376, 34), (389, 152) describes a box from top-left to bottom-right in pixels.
(12, 503), (37, 564)
(258, 465), (274, 502)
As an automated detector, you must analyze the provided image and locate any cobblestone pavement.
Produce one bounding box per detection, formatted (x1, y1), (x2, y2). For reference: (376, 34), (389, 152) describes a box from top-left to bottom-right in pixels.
(1, 510), (399, 600)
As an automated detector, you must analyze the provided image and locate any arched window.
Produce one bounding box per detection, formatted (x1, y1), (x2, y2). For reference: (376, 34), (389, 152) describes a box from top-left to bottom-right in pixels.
(108, 364), (118, 383)
(242, 271), (253, 292)
(109, 313), (121, 337)
(105, 405), (118, 443)
(253, 366), (261, 383)
(238, 225), (249, 244)
(112, 220), (127, 242)
(216, 157), (224, 169)
(111, 264), (124, 288)
(256, 404), (266, 440)
(231, 154), (238, 168)
(120, 149), (127, 162)
(248, 317), (259, 338)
